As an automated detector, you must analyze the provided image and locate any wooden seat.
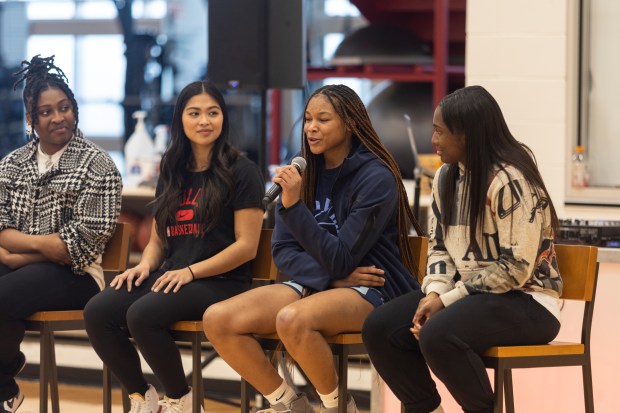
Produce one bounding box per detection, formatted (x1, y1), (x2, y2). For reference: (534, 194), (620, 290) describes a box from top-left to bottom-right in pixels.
(106, 228), (277, 413)
(482, 244), (599, 413)
(241, 235), (429, 413)
(24, 222), (131, 413)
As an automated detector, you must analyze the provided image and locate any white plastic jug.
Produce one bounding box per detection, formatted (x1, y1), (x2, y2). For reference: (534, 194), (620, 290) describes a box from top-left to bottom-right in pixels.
(124, 111), (155, 188)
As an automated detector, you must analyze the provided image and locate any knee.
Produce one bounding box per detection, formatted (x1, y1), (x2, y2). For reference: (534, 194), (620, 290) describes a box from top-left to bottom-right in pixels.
(126, 302), (157, 336)
(418, 322), (449, 358)
(275, 305), (309, 340)
(202, 302), (235, 341)
(362, 305), (401, 351)
(362, 308), (387, 347)
(83, 293), (108, 332)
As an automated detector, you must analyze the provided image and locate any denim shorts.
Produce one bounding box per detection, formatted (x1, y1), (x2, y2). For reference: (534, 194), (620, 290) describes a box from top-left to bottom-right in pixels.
(282, 280), (385, 308)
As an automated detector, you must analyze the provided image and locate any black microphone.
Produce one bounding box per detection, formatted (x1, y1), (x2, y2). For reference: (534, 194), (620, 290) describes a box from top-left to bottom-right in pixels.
(263, 157), (307, 205)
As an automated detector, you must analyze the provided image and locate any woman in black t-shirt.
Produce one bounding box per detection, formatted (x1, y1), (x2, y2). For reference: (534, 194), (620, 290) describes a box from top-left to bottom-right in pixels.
(84, 81), (265, 413)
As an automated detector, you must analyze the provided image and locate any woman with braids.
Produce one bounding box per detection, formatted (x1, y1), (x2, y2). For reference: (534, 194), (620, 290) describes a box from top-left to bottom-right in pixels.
(0, 54), (122, 412)
(83, 80), (265, 413)
(362, 86), (563, 413)
(204, 84), (422, 413)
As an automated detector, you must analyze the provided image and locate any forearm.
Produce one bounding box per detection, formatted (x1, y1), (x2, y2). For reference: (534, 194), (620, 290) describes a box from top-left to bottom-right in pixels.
(3, 252), (47, 269)
(189, 239), (257, 279)
(0, 228), (45, 253)
(137, 241), (166, 272)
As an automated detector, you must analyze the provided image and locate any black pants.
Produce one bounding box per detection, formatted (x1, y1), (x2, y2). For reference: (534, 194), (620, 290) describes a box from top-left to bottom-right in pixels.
(362, 290), (560, 413)
(0, 262), (99, 400)
(83, 272), (248, 398)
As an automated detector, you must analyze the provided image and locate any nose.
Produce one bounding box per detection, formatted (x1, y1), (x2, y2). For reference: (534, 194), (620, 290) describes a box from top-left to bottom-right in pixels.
(51, 109), (64, 123)
(306, 119), (318, 132)
(198, 115), (210, 126)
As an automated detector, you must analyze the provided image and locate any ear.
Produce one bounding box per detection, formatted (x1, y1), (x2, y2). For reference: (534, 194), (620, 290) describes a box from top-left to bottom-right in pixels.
(345, 119), (355, 133)
(25, 112), (32, 126)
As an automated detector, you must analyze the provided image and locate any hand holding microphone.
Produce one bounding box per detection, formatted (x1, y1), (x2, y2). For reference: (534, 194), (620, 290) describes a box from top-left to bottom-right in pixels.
(263, 157), (307, 206)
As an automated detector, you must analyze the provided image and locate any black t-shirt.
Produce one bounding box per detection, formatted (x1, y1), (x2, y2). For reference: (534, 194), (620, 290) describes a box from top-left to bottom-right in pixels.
(155, 155), (264, 281)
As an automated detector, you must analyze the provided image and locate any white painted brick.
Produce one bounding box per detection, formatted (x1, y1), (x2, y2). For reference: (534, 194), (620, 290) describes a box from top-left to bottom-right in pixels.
(465, 35), (500, 77)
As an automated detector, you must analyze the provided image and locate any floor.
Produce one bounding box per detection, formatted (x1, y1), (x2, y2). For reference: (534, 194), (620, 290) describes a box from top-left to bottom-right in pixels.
(16, 379), (247, 413)
(15, 379), (372, 413)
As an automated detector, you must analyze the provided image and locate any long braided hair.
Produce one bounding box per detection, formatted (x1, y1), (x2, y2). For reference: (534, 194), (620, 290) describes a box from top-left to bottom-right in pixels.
(300, 84), (423, 278)
(12, 55), (78, 137)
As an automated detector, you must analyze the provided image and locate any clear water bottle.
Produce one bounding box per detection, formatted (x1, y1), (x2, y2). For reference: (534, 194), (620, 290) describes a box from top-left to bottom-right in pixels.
(571, 145), (589, 188)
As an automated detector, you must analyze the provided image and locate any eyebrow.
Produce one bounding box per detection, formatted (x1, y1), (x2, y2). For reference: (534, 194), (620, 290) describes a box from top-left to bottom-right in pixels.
(38, 99), (71, 108)
(185, 105), (220, 111)
(305, 111), (332, 116)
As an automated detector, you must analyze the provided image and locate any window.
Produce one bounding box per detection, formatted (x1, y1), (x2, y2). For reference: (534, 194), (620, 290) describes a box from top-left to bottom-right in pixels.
(569, 0), (620, 204)
(20, 0), (168, 152)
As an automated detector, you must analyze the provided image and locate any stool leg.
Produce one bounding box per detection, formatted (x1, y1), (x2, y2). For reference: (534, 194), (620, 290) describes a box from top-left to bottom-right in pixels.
(583, 362), (595, 413)
(48, 333), (60, 413)
(504, 369), (514, 413)
(39, 328), (49, 413)
(336, 351), (348, 413)
(493, 363), (504, 413)
(103, 365), (112, 413)
(122, 387), (131, 412)
(191, 334), (204, 413)
(240, 378), (251, 413)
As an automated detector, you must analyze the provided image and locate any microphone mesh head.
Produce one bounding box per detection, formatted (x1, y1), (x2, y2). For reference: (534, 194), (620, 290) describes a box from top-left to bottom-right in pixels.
(291, 157), (307, 172)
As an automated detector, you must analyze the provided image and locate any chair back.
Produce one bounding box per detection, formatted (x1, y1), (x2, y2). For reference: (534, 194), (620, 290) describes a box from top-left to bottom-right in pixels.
(555, 244), (598, 301)
(250, 228), (277, 281)
(408, 235), (429, 284)
(101, 222), (132, 273)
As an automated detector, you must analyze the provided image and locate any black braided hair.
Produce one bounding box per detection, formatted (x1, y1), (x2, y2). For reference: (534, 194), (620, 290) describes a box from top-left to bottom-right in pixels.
(300, 84), (423, 279)
(12, 55), (78, 134)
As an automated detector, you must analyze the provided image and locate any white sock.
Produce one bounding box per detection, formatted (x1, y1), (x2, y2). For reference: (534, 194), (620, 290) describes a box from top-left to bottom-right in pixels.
(264, 380), (296, 406)
(317, 387), (339, 409)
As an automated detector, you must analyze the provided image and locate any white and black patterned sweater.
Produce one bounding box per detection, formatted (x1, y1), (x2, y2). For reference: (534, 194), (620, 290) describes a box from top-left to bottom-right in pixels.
(0, 129), (122, 286)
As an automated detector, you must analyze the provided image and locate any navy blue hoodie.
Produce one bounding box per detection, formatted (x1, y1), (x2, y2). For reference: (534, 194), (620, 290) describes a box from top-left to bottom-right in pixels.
(272, 143), (420, 301)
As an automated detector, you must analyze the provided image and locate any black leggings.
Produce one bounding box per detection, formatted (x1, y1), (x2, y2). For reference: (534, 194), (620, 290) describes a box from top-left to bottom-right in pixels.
(0, 262), (99, 400)
(362, 290), (560, 413)
(83, 272), (248, 398)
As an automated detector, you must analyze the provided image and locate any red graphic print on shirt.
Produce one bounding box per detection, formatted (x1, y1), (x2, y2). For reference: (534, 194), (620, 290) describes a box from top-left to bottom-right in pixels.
(166, 187), (205, 237)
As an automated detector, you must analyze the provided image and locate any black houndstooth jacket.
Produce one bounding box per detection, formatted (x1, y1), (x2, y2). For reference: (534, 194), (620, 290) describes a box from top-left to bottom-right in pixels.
(0, 129), (122, 275)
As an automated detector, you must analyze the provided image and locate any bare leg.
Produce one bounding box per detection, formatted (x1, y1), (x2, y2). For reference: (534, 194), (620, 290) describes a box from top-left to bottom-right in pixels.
(203, 284), (300, 395)
(276, 288), (373, 394)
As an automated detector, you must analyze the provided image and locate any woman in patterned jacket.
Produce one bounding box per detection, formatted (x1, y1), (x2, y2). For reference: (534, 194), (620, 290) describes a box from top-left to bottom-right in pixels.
(0, 55), (122, 412)
(362, 85), (563, 413)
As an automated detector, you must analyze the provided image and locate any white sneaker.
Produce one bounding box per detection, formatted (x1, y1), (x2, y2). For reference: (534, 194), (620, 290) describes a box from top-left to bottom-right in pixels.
(0, 390), (24, 413)
(258, 393), (315, 413)
(158, 387), (203, 413)
(128, 384), (160, 413)
(319, 394), (358, 413)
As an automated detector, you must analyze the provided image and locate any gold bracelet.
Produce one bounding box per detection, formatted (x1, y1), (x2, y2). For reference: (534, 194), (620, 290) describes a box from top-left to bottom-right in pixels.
(187, 265), (196, 280)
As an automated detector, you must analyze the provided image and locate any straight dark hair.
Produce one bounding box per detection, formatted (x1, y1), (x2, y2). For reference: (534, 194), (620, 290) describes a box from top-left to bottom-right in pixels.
(153, 80), (239, 244)
(299, 84), (422, 277)
(439, 85), (559, 249)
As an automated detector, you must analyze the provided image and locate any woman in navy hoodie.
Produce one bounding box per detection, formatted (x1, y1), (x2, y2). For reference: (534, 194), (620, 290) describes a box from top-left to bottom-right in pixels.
(204, 84), (422, 413)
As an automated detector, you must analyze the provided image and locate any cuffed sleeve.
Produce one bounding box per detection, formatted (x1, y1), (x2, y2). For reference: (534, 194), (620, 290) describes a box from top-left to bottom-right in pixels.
(59, 159), (122, 273)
